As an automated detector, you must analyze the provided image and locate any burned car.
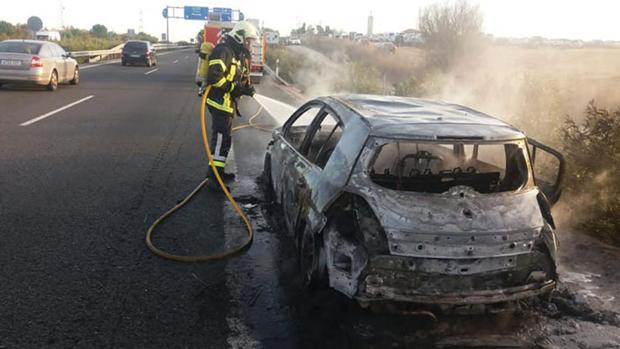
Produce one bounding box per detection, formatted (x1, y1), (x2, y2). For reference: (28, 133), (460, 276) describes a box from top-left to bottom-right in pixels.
(263, 95), (565, 308)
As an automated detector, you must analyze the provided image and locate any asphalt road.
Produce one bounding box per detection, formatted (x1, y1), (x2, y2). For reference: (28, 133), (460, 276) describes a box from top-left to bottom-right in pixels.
(1, 48), (619, 349)
(0, 49), (297, 348)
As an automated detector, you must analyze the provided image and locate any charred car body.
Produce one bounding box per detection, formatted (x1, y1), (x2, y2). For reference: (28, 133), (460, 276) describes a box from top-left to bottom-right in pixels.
(263, 95), (565, 308)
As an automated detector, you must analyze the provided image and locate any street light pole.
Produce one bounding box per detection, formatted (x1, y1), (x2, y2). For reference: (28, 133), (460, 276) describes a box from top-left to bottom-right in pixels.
(166, 6), (170, 43)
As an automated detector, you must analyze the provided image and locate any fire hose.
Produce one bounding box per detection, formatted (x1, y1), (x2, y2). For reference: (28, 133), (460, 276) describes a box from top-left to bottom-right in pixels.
(145, 86), (268, 262)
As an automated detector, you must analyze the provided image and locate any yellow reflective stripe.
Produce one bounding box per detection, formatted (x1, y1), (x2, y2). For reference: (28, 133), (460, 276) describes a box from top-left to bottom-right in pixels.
(229, 82), (235, 93)
(223, 93), (231, 111)
(206, 98), (234, 113)
(209, 160), (226, 168)
(213, 77), (227, 88)
(227, 64), (236, 81)
(209, 59), (226, 70)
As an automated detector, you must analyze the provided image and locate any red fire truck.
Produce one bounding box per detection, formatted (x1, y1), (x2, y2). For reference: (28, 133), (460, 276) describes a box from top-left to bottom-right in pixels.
(202, 17), (265, 84)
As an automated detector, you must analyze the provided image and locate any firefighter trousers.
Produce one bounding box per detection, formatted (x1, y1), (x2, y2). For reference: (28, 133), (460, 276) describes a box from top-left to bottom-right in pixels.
(208, 106), (233, 171)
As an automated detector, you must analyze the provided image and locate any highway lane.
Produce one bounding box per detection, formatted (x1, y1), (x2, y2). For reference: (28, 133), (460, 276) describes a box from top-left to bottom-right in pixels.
(0, 46), (351, 348)
(1, 48), (244, 347)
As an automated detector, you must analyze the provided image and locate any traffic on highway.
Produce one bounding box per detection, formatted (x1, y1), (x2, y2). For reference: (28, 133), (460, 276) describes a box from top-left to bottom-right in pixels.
(2, 2), (620, 348)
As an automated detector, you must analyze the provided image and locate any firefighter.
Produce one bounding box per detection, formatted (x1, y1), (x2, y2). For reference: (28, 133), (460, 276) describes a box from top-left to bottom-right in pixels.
(196, 40), (214, 87)
(203, 21), (257, 189)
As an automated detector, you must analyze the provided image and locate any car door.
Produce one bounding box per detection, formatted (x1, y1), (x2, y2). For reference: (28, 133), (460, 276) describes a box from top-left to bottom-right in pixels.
(48, 44), (66, 81)
(274, 103), (325, 233)
(55, 44), (73, 81)
(528, 138), (566, 206)
(294, 108), (346, 232)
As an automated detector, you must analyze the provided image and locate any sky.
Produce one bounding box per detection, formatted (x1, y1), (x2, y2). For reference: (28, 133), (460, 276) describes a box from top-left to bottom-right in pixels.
(2, 0), (619, 42)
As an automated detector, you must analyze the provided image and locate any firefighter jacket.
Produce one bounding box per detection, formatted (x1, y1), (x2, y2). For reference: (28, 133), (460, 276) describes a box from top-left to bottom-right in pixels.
(206, 38), (246, 114)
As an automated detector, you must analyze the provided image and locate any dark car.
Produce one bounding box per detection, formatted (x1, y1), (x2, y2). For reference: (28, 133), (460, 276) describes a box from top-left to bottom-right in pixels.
(263, 95), (565, 310)
(121, 40), (157, 67)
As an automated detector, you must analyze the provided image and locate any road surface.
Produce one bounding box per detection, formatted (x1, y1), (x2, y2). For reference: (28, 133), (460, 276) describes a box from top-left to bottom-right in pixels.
(1, 48), (619, 348)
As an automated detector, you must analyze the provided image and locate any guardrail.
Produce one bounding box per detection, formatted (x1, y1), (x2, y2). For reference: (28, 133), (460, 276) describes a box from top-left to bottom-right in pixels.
(69, 43), (194, 64)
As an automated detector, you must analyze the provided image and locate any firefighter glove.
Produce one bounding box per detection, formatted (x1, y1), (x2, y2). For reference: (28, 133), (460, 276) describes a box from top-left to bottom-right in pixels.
(232, 85), (255, 98)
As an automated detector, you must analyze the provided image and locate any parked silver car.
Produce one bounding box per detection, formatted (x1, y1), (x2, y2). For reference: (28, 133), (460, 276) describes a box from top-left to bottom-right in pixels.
(0, 40), (79, 91)
(264, 95), (565, 311)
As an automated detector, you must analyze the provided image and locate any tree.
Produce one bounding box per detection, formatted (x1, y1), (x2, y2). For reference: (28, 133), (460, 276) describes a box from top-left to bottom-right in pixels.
(90, 24), (108, 38)
(316, 25), (325, 36)
(0, 20), (15, 34)
(418, 0), (483, 67)
(134, 32), (158, 43)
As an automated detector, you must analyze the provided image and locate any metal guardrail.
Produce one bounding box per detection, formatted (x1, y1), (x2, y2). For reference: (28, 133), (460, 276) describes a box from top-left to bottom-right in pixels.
(69, 43), (194, 63)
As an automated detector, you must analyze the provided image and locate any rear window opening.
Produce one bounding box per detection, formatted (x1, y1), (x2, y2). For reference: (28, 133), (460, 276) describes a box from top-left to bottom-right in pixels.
(123, 42), (147, 51)
(369, 140), (531, 194)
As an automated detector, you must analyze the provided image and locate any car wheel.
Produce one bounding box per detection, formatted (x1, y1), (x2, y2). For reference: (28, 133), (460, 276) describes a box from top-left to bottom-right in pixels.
(47, 70), (58, 91)
(0, 83), (3, 89)
(262, 153), (275, 200)
(300, 227), (326, 290)
(70, 67), (80, 85)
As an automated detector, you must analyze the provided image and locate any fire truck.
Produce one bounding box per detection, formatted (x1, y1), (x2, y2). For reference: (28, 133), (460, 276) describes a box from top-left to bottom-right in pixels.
(201, 15), (265, 84)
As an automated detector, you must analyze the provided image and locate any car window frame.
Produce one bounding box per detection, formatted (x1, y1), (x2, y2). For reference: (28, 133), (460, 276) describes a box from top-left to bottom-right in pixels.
(301, 106), (345, 169)
(48, 44), (61, 57)
(38, 44), (53, 58)
(281, 101), (326, 153)
(53, 44), (67, 57)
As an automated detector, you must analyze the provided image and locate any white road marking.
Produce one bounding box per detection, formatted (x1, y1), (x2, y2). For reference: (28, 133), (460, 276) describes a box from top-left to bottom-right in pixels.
(173, 59), (179, 64)
(20, 95), (95, 126)
(145, 68), (159, 75)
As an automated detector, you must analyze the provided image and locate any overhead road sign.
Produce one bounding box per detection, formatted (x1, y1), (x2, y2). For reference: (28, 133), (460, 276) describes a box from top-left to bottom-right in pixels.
(184, 6), (209, 20)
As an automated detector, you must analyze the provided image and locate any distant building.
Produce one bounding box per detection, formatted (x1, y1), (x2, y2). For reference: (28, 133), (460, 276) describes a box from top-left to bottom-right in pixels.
(367, 12), (373, 36)
(35, 31), (61, 41)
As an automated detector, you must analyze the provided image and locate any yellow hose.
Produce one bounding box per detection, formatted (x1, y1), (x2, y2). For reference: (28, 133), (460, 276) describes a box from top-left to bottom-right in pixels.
(145, 86), (266, 262)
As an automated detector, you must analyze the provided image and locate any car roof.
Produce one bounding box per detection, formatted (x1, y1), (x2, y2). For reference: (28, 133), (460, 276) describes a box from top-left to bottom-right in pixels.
(327, 95), (526, 141)
(125, 40), (149, 44)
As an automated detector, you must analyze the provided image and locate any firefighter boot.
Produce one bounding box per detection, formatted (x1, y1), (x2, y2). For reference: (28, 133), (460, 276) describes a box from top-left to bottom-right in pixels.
(206, 168), (232, 192)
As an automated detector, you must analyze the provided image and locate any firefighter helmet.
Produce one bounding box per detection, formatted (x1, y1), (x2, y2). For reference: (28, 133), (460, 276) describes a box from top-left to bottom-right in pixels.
(227, 21), (258, 45)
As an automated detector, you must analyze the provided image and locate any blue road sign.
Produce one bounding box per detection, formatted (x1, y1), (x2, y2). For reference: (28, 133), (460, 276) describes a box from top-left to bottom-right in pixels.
(162, 8), (168, 18)
(213, 7), (232, 14)
(184, 6), (209, 20)
(212, 7), (233, 21)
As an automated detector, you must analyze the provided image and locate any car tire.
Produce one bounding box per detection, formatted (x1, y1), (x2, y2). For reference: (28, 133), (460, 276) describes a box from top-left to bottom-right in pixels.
(262, 153), (275, 200)
(299, 226), (327, 290)
(47, 70), (58, 91)
(0, 83), (3, 89)
(70, 67), (79, 85)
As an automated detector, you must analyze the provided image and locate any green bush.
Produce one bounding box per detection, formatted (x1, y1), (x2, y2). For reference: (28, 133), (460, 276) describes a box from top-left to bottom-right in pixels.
(561, 101), (620, 245)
